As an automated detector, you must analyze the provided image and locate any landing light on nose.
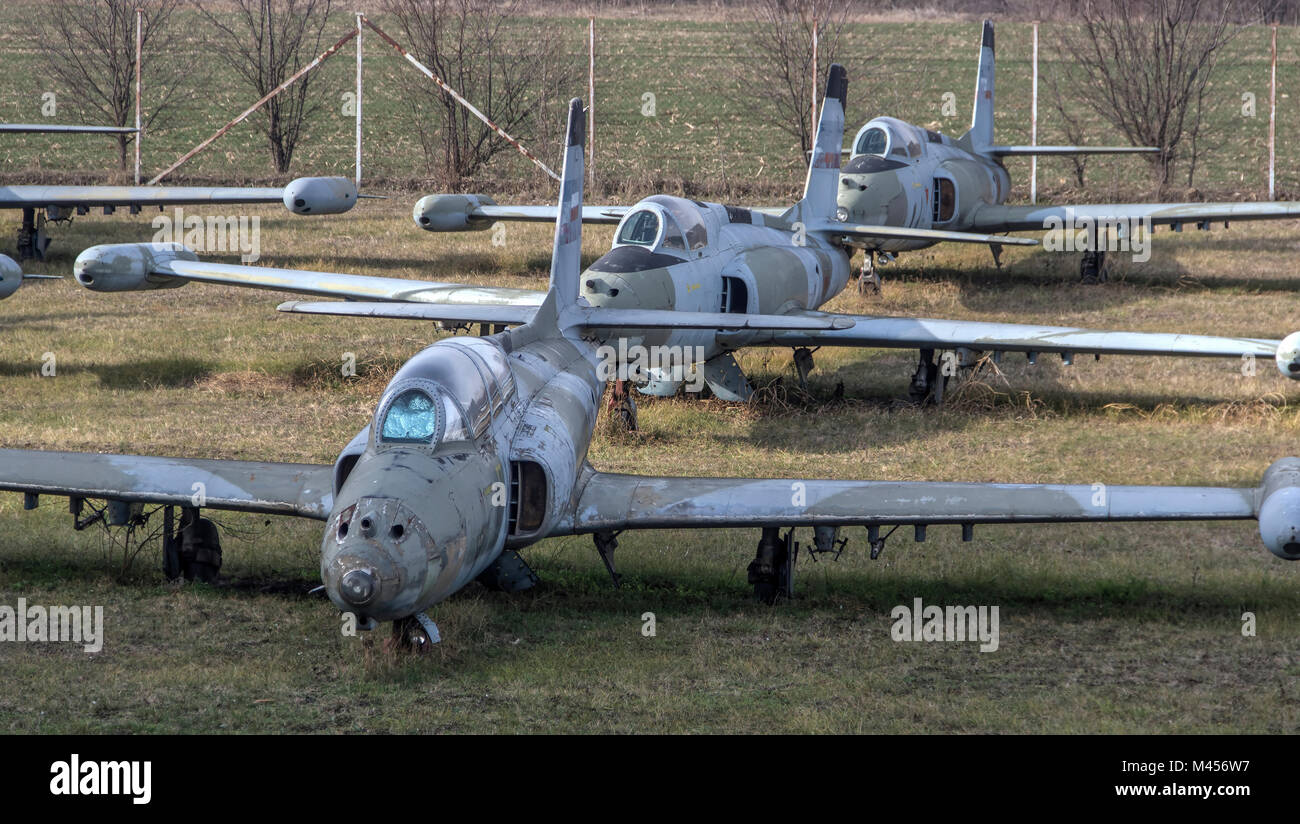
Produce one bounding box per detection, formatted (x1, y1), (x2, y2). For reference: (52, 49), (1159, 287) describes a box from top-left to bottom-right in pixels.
(340, 568), (376, 607)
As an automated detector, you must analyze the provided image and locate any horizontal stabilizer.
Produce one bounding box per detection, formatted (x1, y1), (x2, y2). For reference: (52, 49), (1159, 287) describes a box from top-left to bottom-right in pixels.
(991, 145), (1159, 156)
(277, 300), (535, 326)
(574, 307), (855, 331)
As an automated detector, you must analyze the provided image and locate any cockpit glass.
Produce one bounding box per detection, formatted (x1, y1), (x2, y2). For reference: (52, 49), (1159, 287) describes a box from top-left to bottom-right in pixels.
(646, 195), (708, 250)
(616, 210), (660, 246)
(856, 127), (888, 156)
(381, 389), (440, 444)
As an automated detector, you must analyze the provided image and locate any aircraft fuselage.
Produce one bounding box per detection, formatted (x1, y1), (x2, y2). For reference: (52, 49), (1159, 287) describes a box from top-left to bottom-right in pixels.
(837, 116), (1009, 253)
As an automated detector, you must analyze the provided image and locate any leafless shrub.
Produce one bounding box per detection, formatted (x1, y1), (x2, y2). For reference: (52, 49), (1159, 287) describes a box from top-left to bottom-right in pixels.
(733, 0), (852, 155)
(1053, 0), (1264, 191)
(37, 0), (183, 172)
(196, 0), (336, 174)
(380, 0), (577, 189)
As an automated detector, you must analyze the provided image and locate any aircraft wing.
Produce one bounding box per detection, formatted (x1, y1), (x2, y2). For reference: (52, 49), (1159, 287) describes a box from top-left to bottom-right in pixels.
(969, 201), (1300, 233)
(0, 177), (359, 216)
(0, 449), (334, 519)
(413, 194), (628, 232)
(731, 310), (1298, 372)
(813, 220), (1037, 246)
(74, 243), (545, 306)
(556, 468), (1260, 535)
(276, 301), (854, 332)
(0, 123), (138, 135)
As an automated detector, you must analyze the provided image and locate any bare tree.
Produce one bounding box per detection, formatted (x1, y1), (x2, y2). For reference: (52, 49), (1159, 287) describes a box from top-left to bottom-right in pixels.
(1044, 63), (1092, 188)
(1055, 0), (1262, 190)
(197, 0), (335, 174)
(381, 0), (576, 189)
(736, 0), (851, 155)
(37, 0), (182, 172)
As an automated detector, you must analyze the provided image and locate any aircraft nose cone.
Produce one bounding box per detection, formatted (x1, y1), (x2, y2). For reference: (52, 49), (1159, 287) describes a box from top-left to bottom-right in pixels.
(339, 568), (377, 607)
(322, 496), (438, 621)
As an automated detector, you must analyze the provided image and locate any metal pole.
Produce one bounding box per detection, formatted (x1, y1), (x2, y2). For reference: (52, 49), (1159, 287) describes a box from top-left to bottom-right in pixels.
(361, 16), (559, 181)
(1270, 23), (1277, 200)
(134, 7), (142, 185)
(588, 17), (595, 184)
(149, 27), (357, 185)
(1031, 21), (1038, 204)
(355, 12), (363, 187)
(811, 21), (818, 133)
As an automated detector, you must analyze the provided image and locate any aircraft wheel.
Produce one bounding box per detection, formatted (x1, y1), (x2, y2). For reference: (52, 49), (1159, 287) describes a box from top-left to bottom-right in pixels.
(389, 616), (435, 653)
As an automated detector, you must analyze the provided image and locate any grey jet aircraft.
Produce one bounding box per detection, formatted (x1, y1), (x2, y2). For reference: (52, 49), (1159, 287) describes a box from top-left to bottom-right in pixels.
(418, 20), (1300, 290)
(77, 65), (1300, 410)
(5, 99), (1300, 645)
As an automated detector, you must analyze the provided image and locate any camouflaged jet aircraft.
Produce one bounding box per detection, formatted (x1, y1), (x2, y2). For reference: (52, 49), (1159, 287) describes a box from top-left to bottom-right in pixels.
(73, 65), (1300, 409)
(0, 121), (361, 266)
(837, 19), (1300, 287)
(5, 99), (1300, 645)
(423, 20), (1300, 291)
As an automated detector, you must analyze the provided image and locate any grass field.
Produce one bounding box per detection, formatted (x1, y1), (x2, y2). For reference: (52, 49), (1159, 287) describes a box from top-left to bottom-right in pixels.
(2, 6), (1300, 734)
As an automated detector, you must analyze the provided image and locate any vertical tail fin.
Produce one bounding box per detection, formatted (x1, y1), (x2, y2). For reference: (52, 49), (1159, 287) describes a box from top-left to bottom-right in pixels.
(787, 63), (847, 224)
(525, 98), (586, 336)
(548, 98), (586, 304)
(965, 19), (995, 153)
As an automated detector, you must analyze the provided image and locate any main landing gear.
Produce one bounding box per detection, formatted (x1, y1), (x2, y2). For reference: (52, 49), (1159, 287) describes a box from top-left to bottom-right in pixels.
(857, 250), (882, 295)
(1079, 249), (1109, 284)
(16, 208), (51, 261)
(908, 348), (949, 405)
(606, 379), (638, 432)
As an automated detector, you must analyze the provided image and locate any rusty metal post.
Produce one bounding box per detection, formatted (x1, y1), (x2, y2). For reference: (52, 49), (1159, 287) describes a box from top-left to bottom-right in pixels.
(1031, 21), (1038, 204)
(1270, 23), (1277, 200)
(811, 20), (818, 136)
(147, 27), (358, 185)
(360, 15), (559, 181)
(588, 17), (595, 185)
(134, 7), (142, 185)
(356, 11), (363, 187)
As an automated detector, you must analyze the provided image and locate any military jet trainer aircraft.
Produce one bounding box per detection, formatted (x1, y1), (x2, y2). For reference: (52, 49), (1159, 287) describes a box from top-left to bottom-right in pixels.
(420, 20), (1300, 289)
(3, 99), (1299, 645)
(76, 65), (1300, 408)
(0, 121), (361, 268)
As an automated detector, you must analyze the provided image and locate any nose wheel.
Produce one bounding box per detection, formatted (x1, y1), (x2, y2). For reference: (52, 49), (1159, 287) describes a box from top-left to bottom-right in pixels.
(389, 613), (441, 653)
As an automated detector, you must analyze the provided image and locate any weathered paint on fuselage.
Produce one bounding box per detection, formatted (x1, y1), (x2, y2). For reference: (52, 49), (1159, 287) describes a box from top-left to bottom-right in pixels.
(319, 324), (603, 622)
(837, 116), (1010, 253)
(578, 196), (850, 357)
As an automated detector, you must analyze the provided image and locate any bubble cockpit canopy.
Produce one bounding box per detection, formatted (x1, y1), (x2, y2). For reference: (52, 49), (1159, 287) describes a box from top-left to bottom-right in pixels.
(852, 117), (928, 162)
(613, 195), (708, 255)
(374, 337), (515, 447)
